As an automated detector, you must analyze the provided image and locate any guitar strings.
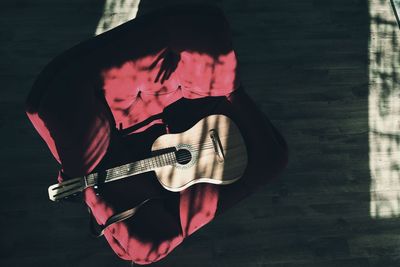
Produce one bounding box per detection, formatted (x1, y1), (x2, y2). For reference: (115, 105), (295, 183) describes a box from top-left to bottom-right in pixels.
(175, 146), (214, 163)
(55, 142), (224, 199)
(109, 134), (232, 171)
(58, 141), (241, 200)
(104, 144), (217, 179)
(89, 141), (229, 183)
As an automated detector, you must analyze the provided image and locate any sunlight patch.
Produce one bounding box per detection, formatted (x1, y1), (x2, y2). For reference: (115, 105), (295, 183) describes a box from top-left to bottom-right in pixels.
(95, 0), (141, 35)
(369, 0), (400, 218)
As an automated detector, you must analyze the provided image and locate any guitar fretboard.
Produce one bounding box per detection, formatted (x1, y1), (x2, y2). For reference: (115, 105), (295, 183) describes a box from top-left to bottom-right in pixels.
(85, 151), (177, 186)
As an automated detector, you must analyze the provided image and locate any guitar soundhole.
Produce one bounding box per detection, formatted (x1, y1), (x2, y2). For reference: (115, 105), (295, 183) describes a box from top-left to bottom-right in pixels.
(175, 149), (192, 165)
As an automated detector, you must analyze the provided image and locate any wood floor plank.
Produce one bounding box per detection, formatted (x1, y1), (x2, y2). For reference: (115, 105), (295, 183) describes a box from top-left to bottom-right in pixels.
(2, 0), (400, 266)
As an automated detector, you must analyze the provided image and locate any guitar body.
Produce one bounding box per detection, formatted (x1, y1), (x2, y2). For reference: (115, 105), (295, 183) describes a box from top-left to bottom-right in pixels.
(152, 115), (248, 191)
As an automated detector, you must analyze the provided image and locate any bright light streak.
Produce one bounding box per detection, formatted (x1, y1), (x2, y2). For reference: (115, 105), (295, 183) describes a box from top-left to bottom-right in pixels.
(369, 0), (400, 218)
(95, 0), (141, 35)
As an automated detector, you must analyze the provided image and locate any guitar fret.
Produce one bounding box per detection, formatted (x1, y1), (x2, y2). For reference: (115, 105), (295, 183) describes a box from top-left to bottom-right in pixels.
(167, 153), (170, 165)
(132, 162), (136, 173)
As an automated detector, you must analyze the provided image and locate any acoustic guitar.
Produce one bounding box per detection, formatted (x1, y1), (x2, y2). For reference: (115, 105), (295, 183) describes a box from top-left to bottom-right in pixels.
(48, 114), (248, 201)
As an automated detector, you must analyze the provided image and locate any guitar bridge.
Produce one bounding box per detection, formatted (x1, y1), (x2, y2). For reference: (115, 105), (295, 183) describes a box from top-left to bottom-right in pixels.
(209, 129), (225, 163)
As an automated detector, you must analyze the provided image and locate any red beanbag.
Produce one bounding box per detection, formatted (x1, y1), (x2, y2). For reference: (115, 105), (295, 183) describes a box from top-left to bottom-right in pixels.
(26, 5), (288, 264)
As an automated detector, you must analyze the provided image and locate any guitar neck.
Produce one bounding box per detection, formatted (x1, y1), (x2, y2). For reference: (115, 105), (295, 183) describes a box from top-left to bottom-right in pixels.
(86, 151), (177, 186)
(48, 151), (177, 201)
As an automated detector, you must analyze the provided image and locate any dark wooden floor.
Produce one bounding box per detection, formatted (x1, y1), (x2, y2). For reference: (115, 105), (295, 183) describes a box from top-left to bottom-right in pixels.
(1, 0), (400, 266)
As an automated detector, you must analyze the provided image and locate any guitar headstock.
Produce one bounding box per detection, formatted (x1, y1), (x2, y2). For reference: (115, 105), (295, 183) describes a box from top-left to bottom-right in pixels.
(48, 177), (84, 201)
